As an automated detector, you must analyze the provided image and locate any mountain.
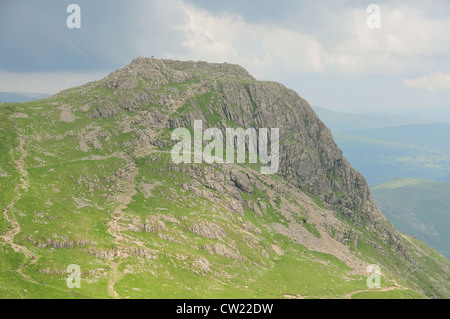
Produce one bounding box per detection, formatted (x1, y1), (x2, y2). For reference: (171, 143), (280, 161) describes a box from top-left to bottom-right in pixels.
(0, 58), (448, 299)
(372, 178), (450, 260)
(0, 92), (50, 103)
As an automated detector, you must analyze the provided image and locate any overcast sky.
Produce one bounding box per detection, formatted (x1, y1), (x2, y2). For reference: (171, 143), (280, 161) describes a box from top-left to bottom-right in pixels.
(1, 0), (449, 113)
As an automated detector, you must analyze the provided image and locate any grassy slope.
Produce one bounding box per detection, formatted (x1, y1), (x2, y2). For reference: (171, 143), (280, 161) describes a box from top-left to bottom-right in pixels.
(371, 178), (450, 259)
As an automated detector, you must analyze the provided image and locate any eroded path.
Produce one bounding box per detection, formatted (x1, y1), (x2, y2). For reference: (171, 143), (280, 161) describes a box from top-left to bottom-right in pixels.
(106, 156), (139, 299)
(284, 285), (403, 299)
(342, 286), (401, 299)
(0, 133), (37, 281)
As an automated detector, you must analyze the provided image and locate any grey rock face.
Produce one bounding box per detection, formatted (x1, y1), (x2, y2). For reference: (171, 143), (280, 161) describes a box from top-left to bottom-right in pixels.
(230, 169), (253, 194)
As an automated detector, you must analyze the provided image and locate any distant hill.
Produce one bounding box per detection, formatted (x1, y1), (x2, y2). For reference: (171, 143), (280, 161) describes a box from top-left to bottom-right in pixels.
(312, 106), (439, 132)
(344, 124), (450, 156)
(0, 91), (49, 103)
(314, 107), (450, 185)
(333, 132), (450, 185)
(372, 178), (450, 260)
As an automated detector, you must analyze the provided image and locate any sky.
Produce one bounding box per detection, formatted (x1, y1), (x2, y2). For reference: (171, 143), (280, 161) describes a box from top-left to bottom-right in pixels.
(1, 0), (450, 114)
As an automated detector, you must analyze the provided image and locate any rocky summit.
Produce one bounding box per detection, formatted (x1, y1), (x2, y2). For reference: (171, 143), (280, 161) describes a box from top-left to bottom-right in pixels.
(0, 58), (448, 299)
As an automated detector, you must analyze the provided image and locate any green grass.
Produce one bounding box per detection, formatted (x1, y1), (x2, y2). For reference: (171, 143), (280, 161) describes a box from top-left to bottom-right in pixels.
(302, 222), (322, 238)
(372, 178), (450, 259)
(0, 244), (94, 299)
(111, 240), (374, 299)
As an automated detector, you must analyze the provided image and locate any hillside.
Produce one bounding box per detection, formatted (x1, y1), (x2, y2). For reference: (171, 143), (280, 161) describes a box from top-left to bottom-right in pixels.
(372, 178), (450, 260)
(0, 58), (449, 299)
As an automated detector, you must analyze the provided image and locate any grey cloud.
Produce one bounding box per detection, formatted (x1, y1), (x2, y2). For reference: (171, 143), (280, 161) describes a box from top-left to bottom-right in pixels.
(0, 0), (184, 73)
